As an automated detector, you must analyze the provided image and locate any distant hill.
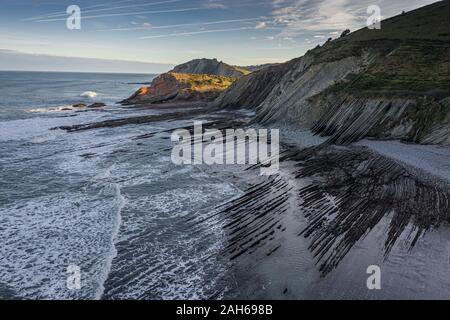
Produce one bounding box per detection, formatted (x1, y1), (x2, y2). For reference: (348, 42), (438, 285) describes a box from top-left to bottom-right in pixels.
(170, 58), (250, 77)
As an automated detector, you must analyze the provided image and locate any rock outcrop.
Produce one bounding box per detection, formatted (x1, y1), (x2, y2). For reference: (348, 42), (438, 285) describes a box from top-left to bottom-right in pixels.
(71, 102), (106, 109)
(122, 72), (236, 105)
(212, 1), (450, 146)
(72, 103), (87, 108)
(170, 58), (249, 78)
(241, 63), (279, 73)
(211, 60), (296, 110)
(88, 102), (106, 108)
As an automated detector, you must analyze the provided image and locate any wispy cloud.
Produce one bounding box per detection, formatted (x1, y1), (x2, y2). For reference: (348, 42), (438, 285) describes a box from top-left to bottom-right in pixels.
(271, 0), (438, 37)
(204, 2), (228, 9)
(97, 17), (264, 32)
(142, 22), (152, 29)
(24, 0), (187, 22)
(139, 27), (254, 39)
(272, 0), (358, 37)
(34, 7), (213, 22)
(28, 0), (276, 23)
(255, 21), (268, 29)
(23, 0), (139, 21)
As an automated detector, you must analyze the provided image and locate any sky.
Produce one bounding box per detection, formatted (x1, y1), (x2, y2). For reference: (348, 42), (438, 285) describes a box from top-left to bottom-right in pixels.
(0, 0), (439, 73)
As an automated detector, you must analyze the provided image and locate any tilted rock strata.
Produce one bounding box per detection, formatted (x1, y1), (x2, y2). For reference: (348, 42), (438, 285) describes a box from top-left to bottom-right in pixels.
(212, 1), (450, 146)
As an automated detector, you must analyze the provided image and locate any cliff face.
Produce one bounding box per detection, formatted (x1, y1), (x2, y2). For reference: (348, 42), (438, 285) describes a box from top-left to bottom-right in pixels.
(242, 63), (279, 72)
(213, 1), (450, 146)
(170, 58), (249, 78)
(211, 60), (297, 110)
(122, 72), (236, 105)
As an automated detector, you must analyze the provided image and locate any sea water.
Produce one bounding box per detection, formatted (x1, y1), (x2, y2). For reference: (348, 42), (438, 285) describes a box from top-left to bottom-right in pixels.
(0, 71), (240, 299)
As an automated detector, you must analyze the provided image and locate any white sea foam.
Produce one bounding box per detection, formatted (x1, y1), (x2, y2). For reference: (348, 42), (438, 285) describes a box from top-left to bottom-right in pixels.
(0, 117), (64, 142)
(100, 178), (239, 299)
(1, 101), (243, 299)
(0, 110), (110, 142)
(27, 105), (78, 113)
(0, 191), (120, 299)
(94, 179), (126, 300)
(80, 91), (97, 98)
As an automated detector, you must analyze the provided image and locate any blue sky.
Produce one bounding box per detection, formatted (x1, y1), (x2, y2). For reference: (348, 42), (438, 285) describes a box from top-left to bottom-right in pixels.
(0, 0), (438, 73)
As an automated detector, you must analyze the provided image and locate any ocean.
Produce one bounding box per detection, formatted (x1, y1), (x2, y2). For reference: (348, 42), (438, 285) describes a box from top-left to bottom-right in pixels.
(0, 71), (240, 299)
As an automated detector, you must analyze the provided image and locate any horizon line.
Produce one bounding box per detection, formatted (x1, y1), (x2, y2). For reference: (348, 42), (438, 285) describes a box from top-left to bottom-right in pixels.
(0, 69), (161, 75)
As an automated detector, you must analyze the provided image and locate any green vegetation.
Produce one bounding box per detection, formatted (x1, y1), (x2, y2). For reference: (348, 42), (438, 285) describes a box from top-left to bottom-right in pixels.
(350, 43), (450, 92)
(171, 72), (237, 92)
(340, 29), (351, 37)
(232, 66), (252, 76)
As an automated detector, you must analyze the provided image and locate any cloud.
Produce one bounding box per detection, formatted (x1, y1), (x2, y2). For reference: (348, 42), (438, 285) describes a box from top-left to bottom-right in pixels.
(34, 7), (216, 22)
(204, 2), (227, 9)
(139, 27), (253, 39)
(142, 22), (152, 29)
(23, 0), (183, 21)
(255, 21), (268, 29)
(272, 0), (358, 37)
(97, 17), (263, 32)
(31, 1), (278, 23)
(283, 36), (297, 43)
(271, 0), (438, 37)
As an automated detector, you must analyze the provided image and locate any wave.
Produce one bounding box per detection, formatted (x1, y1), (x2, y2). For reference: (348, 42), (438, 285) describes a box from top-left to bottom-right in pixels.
(81, 91), (97, 98)
(27, 105), (79, 113)
(0, 110), (102, 142)
(94, 165), (126, 300)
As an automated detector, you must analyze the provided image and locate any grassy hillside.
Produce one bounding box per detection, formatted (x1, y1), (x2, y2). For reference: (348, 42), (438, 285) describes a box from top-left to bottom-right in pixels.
(171, 73), (237, 93)
(345, 1), (450, 42)
(349, 42), (450, 93)
(307, 1), (450, 94)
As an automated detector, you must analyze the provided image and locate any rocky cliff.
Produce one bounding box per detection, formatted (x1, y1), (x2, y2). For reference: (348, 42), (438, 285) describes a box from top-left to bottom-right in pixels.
(211, 60), (296, 110)
(122, 72), (236, 105)
(241, 63), (279, 73)
(212, 1), (450, 146)
(170, 58), (249, 77)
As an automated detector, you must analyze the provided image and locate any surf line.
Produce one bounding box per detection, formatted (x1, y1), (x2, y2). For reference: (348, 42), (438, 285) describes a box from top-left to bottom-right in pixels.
(94, 165), (126, 299)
